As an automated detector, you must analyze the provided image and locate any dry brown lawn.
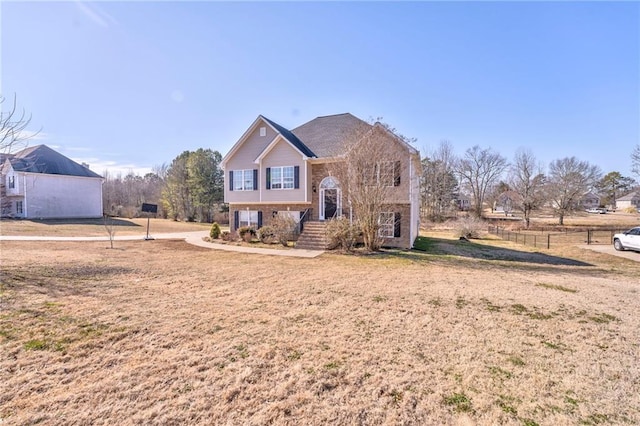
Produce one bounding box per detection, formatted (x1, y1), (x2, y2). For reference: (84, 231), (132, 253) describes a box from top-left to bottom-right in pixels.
(0, 218), (212, 237)
(1, 229), (639, 425)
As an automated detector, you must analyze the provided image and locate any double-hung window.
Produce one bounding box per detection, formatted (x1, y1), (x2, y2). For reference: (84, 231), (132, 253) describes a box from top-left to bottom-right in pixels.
(378, 212), (395, 238)
(8, 176), (15, 189)
(377, 162), (395, 187)
(270, 166), (294, 190)
(238, 210), (258, 227)
(232, 169), (254, 191)
(16, 201), (23, 215)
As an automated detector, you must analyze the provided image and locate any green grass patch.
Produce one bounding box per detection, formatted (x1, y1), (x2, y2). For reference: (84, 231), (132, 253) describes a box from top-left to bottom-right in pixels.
(507, 355), (526, 367)
(589, 313), (618, 324)
(412, 236), (433, 252)
(443, 392), (472, 413)
(536, 282), (577, 293)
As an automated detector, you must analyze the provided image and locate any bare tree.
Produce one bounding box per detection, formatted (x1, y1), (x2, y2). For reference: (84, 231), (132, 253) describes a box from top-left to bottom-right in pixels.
(0, 95), (39, 153)
(104, 214), (116, 249)
(327, 120), (413, 251)
(455, 145), (508, 218)
(508, 149), (546, 228)
(632, 144), (640, 179)
(546, 157), (601, 225)
(421, 140), (458, 221)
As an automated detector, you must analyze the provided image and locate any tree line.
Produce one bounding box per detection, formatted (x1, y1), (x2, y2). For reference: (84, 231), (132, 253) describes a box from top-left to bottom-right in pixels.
(102, 148), (226, 223)
(421, 141), (640, 227)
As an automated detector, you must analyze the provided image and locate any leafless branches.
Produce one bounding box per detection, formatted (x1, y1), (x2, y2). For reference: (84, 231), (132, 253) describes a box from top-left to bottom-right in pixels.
(0, 95), (40, 153)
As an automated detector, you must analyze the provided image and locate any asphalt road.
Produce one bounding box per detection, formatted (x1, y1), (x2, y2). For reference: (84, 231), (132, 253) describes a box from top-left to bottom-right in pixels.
(579, 244), (640, 262)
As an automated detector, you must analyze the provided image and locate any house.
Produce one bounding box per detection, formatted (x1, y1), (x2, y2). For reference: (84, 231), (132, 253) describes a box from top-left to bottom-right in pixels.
(617, 191), (640, 211)
(1, 144), (103, 219)
(452, 194), (471, 211)
(578, 192), (601, 210)
(494, 190), (522, 215)
(221, 113), (421, 249)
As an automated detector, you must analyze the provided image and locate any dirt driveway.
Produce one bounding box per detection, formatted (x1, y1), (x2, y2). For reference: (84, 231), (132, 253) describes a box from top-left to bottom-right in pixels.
(579, 244), (640, 262)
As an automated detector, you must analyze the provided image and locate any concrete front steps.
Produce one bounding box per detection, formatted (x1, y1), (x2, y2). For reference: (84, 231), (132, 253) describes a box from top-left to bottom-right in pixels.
(295, 221), (328, 250)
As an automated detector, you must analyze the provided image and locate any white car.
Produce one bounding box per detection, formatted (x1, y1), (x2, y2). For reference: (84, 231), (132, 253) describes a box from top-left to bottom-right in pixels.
(613, 227), (640, 252)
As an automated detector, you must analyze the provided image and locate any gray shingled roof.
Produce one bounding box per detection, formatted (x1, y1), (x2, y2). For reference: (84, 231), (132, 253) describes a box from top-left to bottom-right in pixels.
(7, 145), (102, 178)
(618, 191), (639, 201)
(261, 116), (316, 158)
(291, 113), (372, 158)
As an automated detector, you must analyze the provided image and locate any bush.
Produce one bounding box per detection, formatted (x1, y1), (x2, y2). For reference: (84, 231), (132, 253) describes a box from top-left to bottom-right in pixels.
(238, 226), (257, 243)
(210, 222), (221, 239)
(326, 216), (360, 251)
(453, 216), (485, 239)
(270, 215), (297, 247)
(623, 206), (639, 214)
(221, 231), (238, 242)
(257, 225), (277, 244)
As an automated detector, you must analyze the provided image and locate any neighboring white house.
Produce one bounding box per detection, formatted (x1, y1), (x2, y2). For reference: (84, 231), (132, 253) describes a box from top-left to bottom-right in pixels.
(617, 191), (640, 211)
(1, 145), (103, 219)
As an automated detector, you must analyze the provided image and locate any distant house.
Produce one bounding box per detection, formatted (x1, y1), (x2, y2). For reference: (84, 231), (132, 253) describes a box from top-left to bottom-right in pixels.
(495, 190), (522, 215)
(578, 192), (601, 210)
(221, 113), (422, 249)
(1, 145), (103, 219)
(453, 194), (471, 211)
(617, 191), (640, 211)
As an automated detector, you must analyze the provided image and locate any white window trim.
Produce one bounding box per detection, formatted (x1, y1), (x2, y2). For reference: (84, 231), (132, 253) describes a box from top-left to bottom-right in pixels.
(378, 212), (394, 238)
(377, 161), (395, 187)
(270, 166), (294, 190)
(239, 210), (258, 228)
(233, 169), (254, 191)
(16, 200), (23, 215)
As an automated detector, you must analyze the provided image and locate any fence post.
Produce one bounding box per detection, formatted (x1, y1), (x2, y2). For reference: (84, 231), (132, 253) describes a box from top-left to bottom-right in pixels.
(547, 234), (551, 249)
(534, 235), (536, 247)
(587, 230), (591, 245)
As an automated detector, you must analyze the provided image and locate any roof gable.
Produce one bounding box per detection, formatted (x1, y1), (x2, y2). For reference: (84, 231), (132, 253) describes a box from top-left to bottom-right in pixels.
(8, 145), (102, 178)
(221, 115), (315, 168)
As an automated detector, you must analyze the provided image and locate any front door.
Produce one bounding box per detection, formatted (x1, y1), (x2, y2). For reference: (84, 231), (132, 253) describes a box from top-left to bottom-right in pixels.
(323, 189), (337, 220)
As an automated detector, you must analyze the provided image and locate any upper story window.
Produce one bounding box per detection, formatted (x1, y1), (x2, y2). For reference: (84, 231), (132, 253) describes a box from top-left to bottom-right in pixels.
(268, 166), (296, 190)
(259, 127), (266, 137)
(230, 169), (256, 191)
(8, 175), (15, 189)
(377, 161), (395, 187)
(366, 161), (401, 187)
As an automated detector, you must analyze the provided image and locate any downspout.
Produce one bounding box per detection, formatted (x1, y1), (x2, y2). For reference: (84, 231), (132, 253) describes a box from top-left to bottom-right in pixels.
(23, 174), (27, 218)
(409, 154), (414, 246)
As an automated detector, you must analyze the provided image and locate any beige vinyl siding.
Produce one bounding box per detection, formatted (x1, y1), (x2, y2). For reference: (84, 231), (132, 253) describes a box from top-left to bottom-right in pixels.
(262, 139), (306, 203)
(224, 122), (277, 203)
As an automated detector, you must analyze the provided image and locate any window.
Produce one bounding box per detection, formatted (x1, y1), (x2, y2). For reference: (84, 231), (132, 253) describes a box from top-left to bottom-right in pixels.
(259, 126), (266, 137)
(239, 210), (258, 228)
(377, 162), (395, 187)
(8, 176), (15, 189)
(16, 201), (23, 215)
(270, 166), (295, 190)
(367, 161), (400, 187)
(231, 169), (255, 191)
(378, 212), (394, 237)
(378, 212), (401, 238)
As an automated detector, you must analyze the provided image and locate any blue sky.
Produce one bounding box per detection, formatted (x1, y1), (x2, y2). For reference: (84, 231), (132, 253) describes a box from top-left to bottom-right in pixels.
(2, 1), (639, 178)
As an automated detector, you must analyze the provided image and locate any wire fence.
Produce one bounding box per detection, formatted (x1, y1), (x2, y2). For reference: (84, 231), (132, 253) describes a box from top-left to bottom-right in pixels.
(487, 226), (627, 249)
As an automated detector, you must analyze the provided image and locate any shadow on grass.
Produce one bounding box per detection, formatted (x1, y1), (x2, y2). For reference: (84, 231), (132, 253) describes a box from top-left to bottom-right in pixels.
(22, 218), (142, 227)
(406, 236), (593, 267)
(2, 263), (134, 298)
